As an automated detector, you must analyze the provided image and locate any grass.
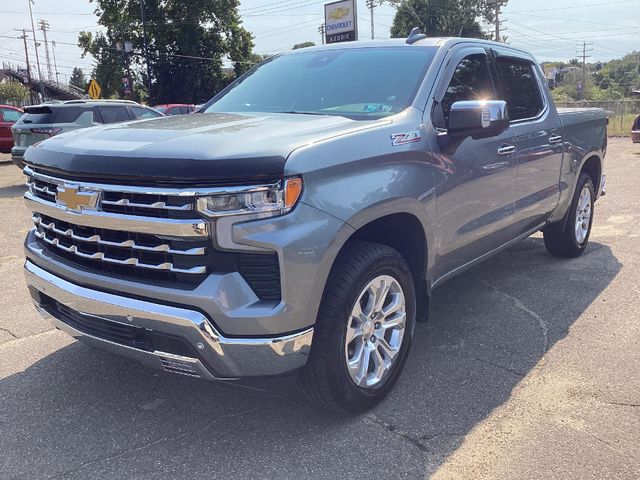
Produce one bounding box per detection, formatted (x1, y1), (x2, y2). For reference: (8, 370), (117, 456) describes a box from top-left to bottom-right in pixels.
(607, 113), (638, 137)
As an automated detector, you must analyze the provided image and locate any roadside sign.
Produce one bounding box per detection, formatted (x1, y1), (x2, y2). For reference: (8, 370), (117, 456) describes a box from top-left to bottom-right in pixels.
(324, 0), (357, 44)
(87, 79), (102, 99)
(122, 77), (132, 95)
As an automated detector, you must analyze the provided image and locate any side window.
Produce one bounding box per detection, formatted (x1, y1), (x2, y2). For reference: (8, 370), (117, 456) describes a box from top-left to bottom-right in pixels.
(1, 108), (22, 122)
(52, 107), (85, 124)
(130, 106), (161, 119)
(495, 58), (543, 121)
(98, 106), (130, 124)
(440, 54), (494, 124)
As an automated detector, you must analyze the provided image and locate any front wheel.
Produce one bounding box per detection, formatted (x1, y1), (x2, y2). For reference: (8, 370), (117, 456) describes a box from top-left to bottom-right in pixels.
(543, 172), (595, 258)
(299, 241), (416, 414)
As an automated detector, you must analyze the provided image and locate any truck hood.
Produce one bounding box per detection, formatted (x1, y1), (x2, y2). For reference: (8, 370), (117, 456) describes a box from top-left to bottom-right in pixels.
(24, 112), (382, 184)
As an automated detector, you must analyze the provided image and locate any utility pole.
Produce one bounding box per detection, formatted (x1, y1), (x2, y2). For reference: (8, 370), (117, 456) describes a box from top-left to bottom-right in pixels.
(366, 0), (376, 40)
(51, 40), (59, 85)
(577, 42), (593, 99)
(139, 0), (153, 104)
(318, 24), (325, 45)
(38, 19), (53, 81)
(488, 0), (507, 42)
(14, 28), (35, 104)
(27, 0), (43, 82)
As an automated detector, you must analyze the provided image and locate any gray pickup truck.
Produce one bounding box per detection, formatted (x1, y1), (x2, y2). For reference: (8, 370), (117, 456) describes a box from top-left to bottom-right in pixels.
(22, 35), (607, 413)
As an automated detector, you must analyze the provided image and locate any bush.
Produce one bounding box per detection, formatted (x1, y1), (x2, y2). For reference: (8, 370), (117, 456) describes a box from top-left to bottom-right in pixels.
(0, 82), (29, 104)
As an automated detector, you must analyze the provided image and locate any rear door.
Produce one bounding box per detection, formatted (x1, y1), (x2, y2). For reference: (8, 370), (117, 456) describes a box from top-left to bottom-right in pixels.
(492, 49), (563, 232)
(430, 46), (518, 280)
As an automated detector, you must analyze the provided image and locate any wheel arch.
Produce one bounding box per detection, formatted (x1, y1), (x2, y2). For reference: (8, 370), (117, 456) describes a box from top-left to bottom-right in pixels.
(337, 210), (432, 321)
(580, 154), (602, 195)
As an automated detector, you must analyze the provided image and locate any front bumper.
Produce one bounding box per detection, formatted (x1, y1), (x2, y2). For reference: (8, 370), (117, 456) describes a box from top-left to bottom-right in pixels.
(25, 261), (313, 380)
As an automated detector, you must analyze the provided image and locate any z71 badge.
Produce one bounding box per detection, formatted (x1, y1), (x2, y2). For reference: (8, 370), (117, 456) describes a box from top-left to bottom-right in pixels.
(391, 131), (421, 146)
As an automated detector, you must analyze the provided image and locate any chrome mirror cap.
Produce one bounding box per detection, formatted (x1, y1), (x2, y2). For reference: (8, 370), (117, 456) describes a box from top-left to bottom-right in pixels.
(448, 100), (509, 138)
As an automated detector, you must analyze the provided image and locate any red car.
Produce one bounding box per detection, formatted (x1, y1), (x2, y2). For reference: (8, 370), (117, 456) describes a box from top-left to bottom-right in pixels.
(153, 103), (196, 116)
(0, 105), (23, 153)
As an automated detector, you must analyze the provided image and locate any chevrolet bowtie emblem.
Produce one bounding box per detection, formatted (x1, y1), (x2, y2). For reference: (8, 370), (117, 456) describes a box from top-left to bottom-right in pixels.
(56, 185), (99, 211)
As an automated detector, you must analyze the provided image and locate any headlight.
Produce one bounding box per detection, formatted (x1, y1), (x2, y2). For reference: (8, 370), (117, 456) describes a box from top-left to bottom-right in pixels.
(196, 177), (303, 217)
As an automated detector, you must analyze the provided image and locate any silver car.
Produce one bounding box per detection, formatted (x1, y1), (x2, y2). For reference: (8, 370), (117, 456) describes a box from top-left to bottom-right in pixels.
(11, 99), (163, 168)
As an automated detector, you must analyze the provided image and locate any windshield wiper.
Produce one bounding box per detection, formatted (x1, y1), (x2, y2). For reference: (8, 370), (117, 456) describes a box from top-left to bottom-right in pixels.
(274, 110), (329, 116)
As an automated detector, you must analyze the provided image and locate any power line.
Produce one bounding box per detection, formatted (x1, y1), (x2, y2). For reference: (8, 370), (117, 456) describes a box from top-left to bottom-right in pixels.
(240, 0), (327, 16)
(505, 0), (638, 14)
(507, 11), (640, 30)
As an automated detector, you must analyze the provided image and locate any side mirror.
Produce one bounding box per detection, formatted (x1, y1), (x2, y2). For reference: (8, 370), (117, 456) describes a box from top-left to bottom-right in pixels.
(448, 100), (509, 138)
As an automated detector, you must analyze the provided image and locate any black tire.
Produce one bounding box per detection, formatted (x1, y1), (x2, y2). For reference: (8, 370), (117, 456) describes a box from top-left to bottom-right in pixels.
(299, 241), (416, 414)
(543, 172), (595, 258)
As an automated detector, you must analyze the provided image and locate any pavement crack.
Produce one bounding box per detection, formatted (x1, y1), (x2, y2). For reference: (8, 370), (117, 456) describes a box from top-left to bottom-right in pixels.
(48, 406), (260, 479)
(0, 326), (17, 339)
(364, 414), (429, 452)
(478, 277), (549, 353)
(472, 356), (525, 377)
(419, 432), (464, 442)
(599, 400), (640, 407)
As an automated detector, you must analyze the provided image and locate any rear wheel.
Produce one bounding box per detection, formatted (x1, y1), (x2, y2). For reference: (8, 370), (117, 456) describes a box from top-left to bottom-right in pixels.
(300, 241), (416, 414)
(543, 173), (595, 258)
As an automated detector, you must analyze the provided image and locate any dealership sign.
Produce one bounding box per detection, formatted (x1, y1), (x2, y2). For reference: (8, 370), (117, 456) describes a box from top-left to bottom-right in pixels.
(324, 0), (357, 44)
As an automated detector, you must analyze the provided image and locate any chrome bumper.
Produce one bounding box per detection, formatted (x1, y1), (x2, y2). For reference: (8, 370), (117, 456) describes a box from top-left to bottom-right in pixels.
(24, 261), (313, 380)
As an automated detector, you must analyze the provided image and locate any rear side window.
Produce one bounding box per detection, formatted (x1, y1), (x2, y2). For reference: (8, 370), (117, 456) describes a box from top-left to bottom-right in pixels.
(495, 58), (544, 121)
(21, 107), (54, 124)
(1, 108), (22, 122)
(0, 108), (22, 122)
(53, 107), (88, 123)
(440, 55), (494, 123)
(98, 106), (130, 124)
(130, 106), (162, 119)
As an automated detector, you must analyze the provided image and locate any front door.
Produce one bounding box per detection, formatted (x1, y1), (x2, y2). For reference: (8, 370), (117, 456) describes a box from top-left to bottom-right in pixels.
(428, 48), (518, 281)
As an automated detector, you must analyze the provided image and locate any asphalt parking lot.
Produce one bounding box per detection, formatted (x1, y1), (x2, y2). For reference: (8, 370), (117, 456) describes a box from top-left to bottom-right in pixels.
(0, 139), (639, 479)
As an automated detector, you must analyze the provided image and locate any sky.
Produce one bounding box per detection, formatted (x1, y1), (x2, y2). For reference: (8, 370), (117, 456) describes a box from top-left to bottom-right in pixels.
(0, 0), (639, 84)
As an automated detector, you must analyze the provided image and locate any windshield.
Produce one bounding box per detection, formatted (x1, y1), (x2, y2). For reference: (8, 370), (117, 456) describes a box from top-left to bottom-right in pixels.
(205, 47), (437, 119)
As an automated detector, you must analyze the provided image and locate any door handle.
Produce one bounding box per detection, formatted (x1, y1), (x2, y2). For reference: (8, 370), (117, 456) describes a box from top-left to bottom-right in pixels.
(497, 145), (516, 156)
(549, 135), (563, 144)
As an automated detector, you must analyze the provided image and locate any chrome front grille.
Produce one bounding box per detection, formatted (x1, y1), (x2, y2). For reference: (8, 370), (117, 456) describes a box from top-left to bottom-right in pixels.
(24, 167), (282, 299)
(33, 215), (205, 256)
(27, 172), (197, 220)
(33, 213), (208, 275)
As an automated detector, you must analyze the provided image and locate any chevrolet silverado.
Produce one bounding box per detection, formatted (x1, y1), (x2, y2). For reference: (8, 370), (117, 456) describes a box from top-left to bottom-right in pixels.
(22, 34), (607, 413)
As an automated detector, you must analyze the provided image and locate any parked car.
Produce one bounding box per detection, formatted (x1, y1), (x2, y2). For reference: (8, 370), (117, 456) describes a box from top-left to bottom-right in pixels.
(632, 114), (640, 143)
(0, 105), (23, 153)
(11, 100), (163, 168)
(153, 103), (196, 115)
(22, 35), (607, 413)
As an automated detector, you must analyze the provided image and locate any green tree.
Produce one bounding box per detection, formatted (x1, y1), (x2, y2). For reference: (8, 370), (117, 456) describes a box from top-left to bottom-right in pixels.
(0, 82), (29, 104)
(293, 41), (315, 50)
(389, 0), (494, 39)
(79, 0), (254, 104)
(69, 67), (88, 91)
(595, 51), (640, 96)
